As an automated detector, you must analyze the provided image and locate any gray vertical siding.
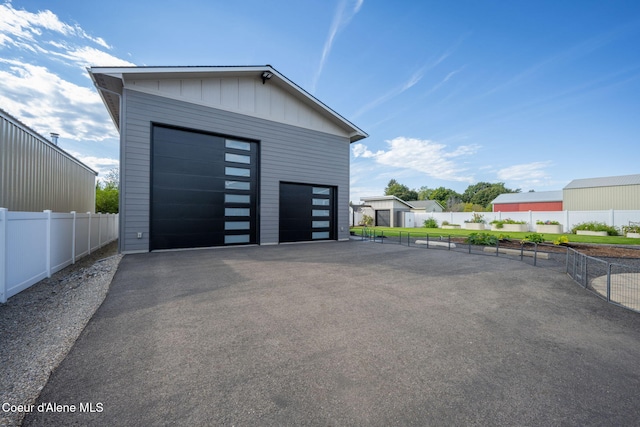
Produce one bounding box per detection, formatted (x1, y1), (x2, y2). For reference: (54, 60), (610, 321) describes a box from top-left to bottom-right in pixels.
(120, 90), (351, 252)
(0, 111), (96, 213)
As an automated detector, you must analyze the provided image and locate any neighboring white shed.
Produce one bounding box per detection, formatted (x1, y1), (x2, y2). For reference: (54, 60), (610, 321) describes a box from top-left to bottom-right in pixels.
(359, 196), (416, 227)
(563, 174), (640, 210)
(0, 108), (97, 213)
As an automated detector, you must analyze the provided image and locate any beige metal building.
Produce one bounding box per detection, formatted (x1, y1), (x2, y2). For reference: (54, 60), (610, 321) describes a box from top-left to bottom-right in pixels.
(563, 174), (640, 210)
(0, 108), (97, 213)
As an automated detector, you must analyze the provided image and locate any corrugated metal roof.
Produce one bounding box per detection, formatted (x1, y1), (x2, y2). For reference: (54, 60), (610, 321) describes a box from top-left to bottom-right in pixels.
(491, 191), (563, 204)
(0, 108), (98, 175)
(564, 174), (640, 189)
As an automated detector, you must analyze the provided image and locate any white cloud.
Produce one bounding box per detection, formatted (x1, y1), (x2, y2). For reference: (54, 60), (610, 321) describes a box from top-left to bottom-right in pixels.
(0, 60), (116, 141)
(65, 150), (119, 181)
(0, 3), (133, 143)
(497, 161), (552, 187)
(312, 0), (364, 92)
(353, 137), (480, 182)
(50, 45), (135, 67)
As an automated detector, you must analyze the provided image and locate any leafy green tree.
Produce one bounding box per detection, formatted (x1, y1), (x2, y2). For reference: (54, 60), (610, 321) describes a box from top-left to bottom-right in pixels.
(384, 179), (418, 201)
(96, 168), (119, 213)
(417, 186), (433, 201)
(428, 186), (462, 209)
(462, 182), (519, 209)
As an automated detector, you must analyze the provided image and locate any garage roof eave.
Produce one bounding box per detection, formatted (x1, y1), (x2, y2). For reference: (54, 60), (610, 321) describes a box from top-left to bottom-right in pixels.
(87, 65), (367, 141)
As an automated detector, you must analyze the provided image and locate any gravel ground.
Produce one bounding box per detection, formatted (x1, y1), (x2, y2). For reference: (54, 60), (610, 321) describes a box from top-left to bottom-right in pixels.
(0, 242), (121, 427)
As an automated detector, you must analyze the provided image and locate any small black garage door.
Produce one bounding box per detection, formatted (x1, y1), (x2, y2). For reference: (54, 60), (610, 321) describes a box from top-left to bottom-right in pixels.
(375, 210), (390, 227)
(279, 182), (336, 243)
(151, 125), (258, 250)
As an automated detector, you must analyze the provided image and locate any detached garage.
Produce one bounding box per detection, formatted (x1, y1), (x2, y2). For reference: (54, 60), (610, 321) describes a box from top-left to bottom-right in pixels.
(89, 65), (367, 253)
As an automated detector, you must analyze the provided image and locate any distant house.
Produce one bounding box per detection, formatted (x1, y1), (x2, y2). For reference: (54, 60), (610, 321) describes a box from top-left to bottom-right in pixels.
(89, 65), (367, 252)
(409, 200), (445, 213)
(359, 196), (443, 227)
(491, 191), (563, 212)
(563, 174), (640, 210)
(0, 108), (97, 213)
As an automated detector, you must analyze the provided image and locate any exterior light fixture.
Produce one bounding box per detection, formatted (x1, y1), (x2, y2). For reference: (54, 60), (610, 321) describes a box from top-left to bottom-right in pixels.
(261, 71), (273, 84)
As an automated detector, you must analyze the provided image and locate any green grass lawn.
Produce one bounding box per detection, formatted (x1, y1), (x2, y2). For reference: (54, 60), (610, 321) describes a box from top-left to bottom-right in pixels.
(350, 226), (640, 245)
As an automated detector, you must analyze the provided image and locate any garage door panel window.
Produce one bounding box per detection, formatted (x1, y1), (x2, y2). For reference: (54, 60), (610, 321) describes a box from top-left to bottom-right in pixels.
(225, 221), (250, 230)
(224, 153), (251, 164)
(225, 139), (251, 151)
(225, 167), (250, 177)
(312, 231), (330, 239)
(225, 194), (250, 204)
(312, 209), (329, 217)
(225, 208), (250, 216)
(225, 180), (250, 190)
(312, 198), (330, 206)
(312, 187), (331, 195)
(224, 234), (250, 244)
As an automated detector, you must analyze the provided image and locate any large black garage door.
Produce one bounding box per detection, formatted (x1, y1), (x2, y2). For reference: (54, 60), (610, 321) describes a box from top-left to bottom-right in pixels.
(151, 125), (258, 250)
(279, 182), (336, 243)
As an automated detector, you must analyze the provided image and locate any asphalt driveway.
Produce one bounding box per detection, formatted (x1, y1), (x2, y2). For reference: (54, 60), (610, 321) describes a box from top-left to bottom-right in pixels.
(24, 241), (640, 426)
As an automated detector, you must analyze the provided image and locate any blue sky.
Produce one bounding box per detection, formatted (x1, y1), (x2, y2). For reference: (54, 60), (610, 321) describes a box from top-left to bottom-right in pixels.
(1, 0), (639, 202)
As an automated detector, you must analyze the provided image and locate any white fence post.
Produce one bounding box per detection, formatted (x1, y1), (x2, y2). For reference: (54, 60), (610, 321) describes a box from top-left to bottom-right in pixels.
(44, 210), (52, 278)
(87, 212), (92, 255)
(71, 211), (76, 264)
(529, 210), (533, 232)
(98, 213), (102, 248)
(0, 208), (7, 303)
(609, 209), (614, 227)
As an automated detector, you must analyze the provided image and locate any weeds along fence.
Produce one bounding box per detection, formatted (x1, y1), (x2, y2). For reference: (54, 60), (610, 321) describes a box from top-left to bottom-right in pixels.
(0, 208), (119, 303)
(355, 228), (640, 313)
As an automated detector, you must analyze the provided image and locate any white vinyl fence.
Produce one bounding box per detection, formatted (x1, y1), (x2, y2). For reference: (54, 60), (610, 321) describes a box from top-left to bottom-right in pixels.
(414, 210), (639, 232)
(350, 208), (640, 232)
(0, 208), (119, 303)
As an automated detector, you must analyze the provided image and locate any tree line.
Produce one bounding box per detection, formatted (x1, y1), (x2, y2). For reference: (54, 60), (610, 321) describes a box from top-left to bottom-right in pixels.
(384, 179), (520, 212)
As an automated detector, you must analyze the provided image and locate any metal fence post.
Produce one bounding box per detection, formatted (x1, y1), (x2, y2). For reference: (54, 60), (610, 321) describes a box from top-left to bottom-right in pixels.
(533, 243), (538, 266)
(408, 232), (411, 247)
(607, 263), (612, 302)
(495, 239), (499, 256)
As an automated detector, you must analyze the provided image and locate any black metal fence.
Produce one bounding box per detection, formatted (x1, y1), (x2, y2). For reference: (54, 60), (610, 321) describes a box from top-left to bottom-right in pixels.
(354, 228), (640, 313)
(565, 248), (640, 312)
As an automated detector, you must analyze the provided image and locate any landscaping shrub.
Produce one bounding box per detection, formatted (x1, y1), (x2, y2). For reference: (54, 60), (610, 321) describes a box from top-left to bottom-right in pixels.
(491, 218), (526, 229)
(361, 214), (373, 227)
(571, 221), (619, 236)
(521, 233), (545, 244)
(465, 232), (498, 246)
(423, 217), (438, 228)
(464, 213), (486, 224)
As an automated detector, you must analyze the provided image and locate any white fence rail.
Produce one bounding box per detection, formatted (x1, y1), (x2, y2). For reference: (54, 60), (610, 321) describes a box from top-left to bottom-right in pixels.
(0, 208), (119, 303)
(413, 210), (639, 232)
(350, 208), (640, 232)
